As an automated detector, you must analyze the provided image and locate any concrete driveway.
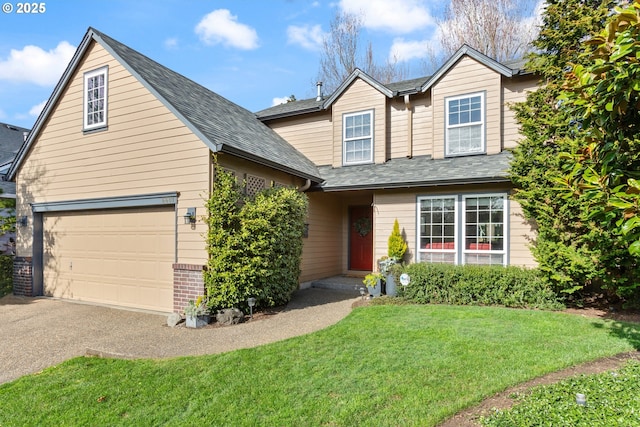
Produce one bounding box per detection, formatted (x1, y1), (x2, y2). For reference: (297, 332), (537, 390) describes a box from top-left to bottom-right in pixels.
(0, 288), (357, 384)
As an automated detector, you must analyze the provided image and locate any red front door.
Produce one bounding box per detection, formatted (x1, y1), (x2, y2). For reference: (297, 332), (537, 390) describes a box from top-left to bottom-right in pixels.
(349, 205), (373, 271)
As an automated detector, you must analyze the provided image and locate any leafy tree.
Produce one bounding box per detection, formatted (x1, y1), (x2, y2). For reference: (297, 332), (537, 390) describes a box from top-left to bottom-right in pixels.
(204, 161), (308, 311)
(509, 0), (618, 298)
(558, 1), (640, 305)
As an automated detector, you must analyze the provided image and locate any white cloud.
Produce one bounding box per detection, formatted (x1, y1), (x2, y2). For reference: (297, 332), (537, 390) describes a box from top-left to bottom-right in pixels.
(0, 41), (75, 86)
(28, 100), (47, 117)
(389, 38), (435, 62)
(164, 37), (178, 50)
(339, 0), (434, 33)
(272, 97), (290, 106)
(195, 9), (259, 50)
(287, 24), (325, 50)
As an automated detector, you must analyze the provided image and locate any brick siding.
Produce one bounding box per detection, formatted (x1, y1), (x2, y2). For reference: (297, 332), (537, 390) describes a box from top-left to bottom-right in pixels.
(172, 263), (206, 313)
(13, 257), (33, 296)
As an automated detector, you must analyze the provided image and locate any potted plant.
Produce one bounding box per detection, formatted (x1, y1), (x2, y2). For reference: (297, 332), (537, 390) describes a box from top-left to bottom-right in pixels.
(385, 219), (408, 296)
(184, 295), (210, 328)
(363, 272), (383, 298)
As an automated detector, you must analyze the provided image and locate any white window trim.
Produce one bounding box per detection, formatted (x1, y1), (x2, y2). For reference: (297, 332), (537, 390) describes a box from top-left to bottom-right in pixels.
(342, 110), (374, 165)
(445, 92), (485, 157)
(416, 193), (508, 266)
(83, 66), (108, 131)
(461, 193), (508, 266)
(417, 195), (458, 257)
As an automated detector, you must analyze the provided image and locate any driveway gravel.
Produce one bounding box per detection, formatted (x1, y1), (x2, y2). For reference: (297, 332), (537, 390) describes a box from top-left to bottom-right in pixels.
(0, 288), (358, 384)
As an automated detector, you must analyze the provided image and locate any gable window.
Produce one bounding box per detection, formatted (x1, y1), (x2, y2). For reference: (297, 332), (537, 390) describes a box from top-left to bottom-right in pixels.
(446, 93), (484, 156)
(83, 66), (108, 131)
(343, 110), (373, 165)
(418, 193), (507, 265)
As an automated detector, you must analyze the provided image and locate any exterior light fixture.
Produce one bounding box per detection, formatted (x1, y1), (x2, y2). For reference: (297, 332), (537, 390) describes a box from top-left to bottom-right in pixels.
(183, 208), (196, 225)
(359, 287), (366, 300)
(247, 297), (256, 319)
(18, 216), (27, 227)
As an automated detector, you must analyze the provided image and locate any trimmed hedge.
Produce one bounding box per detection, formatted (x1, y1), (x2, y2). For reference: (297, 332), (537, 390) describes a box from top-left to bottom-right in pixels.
(0, 255), (12, 297)
(399, 263), (563, 310)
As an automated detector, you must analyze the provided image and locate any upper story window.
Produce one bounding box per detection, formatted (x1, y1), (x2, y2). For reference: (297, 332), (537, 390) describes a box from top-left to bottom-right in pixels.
(343, 110), (373, 165)
(83, 66), (108, 131)
(446, 92), (484, 156)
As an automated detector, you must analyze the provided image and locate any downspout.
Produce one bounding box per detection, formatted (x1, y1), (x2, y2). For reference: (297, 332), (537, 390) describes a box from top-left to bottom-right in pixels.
(404, 94), (413, 158)
(298, 179), (311, 192)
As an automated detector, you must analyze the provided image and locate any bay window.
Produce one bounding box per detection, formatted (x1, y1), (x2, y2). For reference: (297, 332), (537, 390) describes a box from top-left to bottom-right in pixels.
(418, 193), (507, 265)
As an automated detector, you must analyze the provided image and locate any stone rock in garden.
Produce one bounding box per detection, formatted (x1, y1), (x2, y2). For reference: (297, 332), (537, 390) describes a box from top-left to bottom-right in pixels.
(216, 308), (245, 325)
(167, 312), (182, 327)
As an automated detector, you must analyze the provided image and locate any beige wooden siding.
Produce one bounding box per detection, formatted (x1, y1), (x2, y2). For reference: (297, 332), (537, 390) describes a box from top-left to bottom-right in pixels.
(300, 192), (344, 282)
(373, 191), (416, 264)
(216, 154), (304, 190)
(389, 98), (409, 160)
(503, 75), (539, 149)
(43, 206), (174, 312)
(15, 40), (210, 265)
(373, 186), (536, 267)
(508, 198), (537, 267)
(411, 93), (433, 158)
(432, 56), (502, 159)
(267, 112), (333, 166)
(332, 79), (387, 166)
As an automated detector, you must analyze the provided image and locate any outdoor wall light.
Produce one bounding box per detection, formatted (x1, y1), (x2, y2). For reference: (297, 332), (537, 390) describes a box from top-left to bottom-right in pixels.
(247, 297), (257, 319)
(18, 216), (27, 227)
(183, 208), (196, 225)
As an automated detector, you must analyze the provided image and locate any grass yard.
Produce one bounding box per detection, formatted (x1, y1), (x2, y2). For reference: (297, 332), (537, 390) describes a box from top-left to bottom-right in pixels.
(1, 304), (639, 426)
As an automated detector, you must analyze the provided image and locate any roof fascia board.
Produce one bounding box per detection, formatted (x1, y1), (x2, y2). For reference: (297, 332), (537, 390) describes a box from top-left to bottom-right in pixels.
(320, 177), (510, 192)
(6, 29), (95, 181)
(257, 106), (325, 122)
(90, 30), (223, 154)
(220, 145), (323, 183)
(31, 191), (178, 213)
(7, 28), (224, 181)
(322, 68), (394, 109)
(420, 45), (514, 93)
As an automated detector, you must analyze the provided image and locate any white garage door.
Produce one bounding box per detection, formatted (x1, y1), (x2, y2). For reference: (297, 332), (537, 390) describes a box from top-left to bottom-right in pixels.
(43, 206), (175, 312)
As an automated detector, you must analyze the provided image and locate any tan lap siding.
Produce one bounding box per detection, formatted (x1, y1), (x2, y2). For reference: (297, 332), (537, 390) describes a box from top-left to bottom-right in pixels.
(15, 41), (210, 265)
(432, 57), (502, 159)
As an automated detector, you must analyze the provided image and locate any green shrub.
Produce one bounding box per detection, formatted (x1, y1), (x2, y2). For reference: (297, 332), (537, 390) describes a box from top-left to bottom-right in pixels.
(204, 163), (308, 312)
(400, 263), (563, 310)
(0, 255), (13, 297)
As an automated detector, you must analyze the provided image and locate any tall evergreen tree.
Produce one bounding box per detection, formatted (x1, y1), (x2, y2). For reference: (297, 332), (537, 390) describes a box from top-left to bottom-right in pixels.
(509, 0), (619, 298)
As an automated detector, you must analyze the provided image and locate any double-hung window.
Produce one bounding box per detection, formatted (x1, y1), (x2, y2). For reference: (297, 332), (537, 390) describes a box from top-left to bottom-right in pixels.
(418, 193), (507, 265)
(83, 66), (108, 131)
(343, 110), (373, 165)
(446, 93), (484, 156)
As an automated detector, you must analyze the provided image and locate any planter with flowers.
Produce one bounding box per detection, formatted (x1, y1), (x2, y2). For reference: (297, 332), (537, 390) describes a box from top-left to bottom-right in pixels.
(384, 219), (408, 296)
(184, 295), (211, 328)
(363, 272), (383, 298)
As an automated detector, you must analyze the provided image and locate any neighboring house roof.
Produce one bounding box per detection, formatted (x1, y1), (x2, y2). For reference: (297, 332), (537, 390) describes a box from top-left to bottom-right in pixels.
(316, 152), (512, 192)
(0, 122), (28, 197)
(256, 44), (530, 121)
(8, 28), (322, 183)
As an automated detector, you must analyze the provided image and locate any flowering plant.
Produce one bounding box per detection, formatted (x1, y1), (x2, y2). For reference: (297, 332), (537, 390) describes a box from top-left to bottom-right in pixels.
(184, 295), (209, 317)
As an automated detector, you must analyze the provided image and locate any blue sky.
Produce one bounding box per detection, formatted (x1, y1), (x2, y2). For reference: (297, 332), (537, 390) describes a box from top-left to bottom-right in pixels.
(0, 0), (541, 129)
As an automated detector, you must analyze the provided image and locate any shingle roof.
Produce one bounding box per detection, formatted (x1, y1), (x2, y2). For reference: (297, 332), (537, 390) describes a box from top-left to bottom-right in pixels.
(256, 47), (529, 121)
(0, 122), (28, 166)
(91, 29), (321, 182)
(8, 28), (321, 183)
(316, 152), (512, 191)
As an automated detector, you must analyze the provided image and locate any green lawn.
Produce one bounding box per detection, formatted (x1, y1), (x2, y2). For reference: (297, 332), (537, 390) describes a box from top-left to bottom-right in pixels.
(1, 305), (638, 426)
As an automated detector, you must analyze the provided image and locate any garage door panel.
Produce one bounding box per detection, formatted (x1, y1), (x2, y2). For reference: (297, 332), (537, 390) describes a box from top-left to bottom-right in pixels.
(43, 206), (175, 312)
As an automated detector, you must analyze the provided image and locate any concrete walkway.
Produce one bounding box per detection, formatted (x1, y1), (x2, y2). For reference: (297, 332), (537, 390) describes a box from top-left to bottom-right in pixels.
(0, 287), (359, 384)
